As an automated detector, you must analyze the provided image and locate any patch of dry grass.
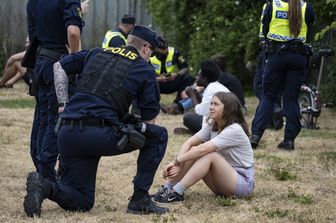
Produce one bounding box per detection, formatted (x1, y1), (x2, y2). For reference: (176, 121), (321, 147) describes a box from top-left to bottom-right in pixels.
(0, 82), (335, 223)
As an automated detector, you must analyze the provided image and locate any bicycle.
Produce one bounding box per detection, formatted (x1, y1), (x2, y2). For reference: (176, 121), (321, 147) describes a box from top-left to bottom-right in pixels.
(298, 48), (334, 129)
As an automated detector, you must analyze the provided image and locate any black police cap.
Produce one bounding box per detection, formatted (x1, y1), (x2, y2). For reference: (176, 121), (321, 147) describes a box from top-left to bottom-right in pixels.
(157, 36), (168, 49)
(130, 25), (159, 49)
(121, 14), (136, 25)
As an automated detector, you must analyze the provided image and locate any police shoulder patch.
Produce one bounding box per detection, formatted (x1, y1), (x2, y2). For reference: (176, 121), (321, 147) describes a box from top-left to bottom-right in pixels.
(77, 7), (84, 20)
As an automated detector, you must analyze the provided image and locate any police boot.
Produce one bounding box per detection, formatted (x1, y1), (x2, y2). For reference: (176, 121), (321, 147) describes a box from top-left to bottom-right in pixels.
(277, 140), (295, 151)
(23, 172), (52, 217)
(250, 134), (261, 149)
(272, 107), (284, 130)
(127, 194), (169, 215)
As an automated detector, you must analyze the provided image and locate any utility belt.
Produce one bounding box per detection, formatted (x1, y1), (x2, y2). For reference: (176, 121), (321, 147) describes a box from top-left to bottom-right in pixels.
(38, 47), (68, 61)
(266, 40), (312, 56)
(55, 118), (146, 151)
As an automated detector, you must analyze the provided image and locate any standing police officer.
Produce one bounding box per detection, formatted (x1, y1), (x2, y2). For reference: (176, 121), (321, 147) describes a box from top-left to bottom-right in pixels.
(102, 14), (136, 48)
(23, 25), (169, 217)
(250, 0), (315, 150)
(26, 0), (84, 181)
(253, 0), (283, 131)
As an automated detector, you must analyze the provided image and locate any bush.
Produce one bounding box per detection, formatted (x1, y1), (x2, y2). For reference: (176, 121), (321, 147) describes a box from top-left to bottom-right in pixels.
(146, 0), (336, 90)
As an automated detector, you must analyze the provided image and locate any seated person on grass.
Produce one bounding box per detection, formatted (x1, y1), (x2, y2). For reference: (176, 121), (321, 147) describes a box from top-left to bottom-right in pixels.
(173, 60), (229, 134)
(152, 92), (255, 203)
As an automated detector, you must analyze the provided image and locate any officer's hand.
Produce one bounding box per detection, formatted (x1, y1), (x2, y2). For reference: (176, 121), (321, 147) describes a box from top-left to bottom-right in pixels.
(194, 86), (204, 93)
(157, 76), (167, 83)
(180, 90), (188, 99)
(58, 106), (65, 113)
(185, 86), (197, 97)
(81, 0), (90, 15)
(166, 73), (176, 81)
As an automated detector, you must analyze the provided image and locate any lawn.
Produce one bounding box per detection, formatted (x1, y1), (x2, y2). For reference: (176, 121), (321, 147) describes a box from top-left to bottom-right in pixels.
(0, 81), (335, 223)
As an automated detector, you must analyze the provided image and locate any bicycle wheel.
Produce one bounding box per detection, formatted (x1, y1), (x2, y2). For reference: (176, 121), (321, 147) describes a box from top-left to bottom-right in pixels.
(298, 91), (313, 128)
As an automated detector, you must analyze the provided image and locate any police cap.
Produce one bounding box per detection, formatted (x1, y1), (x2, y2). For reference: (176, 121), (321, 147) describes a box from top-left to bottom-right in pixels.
(130, 25), (159, 49)
(157, 36), (168, 49)
(199, 59), (220, 83)
(121, 14), (136, 25)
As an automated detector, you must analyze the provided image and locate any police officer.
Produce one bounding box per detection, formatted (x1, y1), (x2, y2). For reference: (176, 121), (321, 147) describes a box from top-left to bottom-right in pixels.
(23, 25), (169, 217)
(250, 0), (315, 150)
(253, 0), (284, 131)
(150, 36), (195, 110)
(102, 14), (136, 48)
(25, 0), (84, 179)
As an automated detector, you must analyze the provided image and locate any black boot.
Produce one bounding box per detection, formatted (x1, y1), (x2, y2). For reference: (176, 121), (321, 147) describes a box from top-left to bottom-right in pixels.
(23, 172), (51, 217)
(127, 195), (169, 215)
(250, 134), (261, 149)
(277, 140), (295, 151)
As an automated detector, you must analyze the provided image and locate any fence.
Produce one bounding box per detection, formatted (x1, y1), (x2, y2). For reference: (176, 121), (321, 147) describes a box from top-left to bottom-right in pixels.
(0, 0), (154, 57)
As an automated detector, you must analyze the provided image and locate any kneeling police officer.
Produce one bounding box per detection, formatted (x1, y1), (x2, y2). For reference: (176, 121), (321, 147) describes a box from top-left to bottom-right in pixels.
(23, 25), (169, 217)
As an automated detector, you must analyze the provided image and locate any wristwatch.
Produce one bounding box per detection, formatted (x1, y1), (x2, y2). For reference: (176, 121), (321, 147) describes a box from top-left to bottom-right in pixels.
(58, 102), (68, 107)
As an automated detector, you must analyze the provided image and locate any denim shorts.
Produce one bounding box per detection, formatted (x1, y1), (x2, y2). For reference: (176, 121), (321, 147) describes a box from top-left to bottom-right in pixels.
(233, 166), (255, 199)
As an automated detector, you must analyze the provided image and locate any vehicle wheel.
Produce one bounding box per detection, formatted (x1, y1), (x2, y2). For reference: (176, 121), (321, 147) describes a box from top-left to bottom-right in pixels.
(298, 91), (313, 128)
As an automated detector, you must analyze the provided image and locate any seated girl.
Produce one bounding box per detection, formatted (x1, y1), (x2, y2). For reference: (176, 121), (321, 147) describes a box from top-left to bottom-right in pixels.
(153, 92), (254, 202)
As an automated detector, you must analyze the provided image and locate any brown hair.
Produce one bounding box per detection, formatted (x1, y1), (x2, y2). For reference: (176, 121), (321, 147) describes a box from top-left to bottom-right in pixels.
(288, 0), (302, 37)
(210, 92), (250, 136)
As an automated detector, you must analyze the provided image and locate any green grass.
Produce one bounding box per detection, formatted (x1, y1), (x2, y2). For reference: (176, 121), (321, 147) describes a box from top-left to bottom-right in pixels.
(265, 209), (290, 218)
(0, 98), (35, 108)
(300, 129), (336, 138)
(254, 153), (283, 164)
(271, 167), (298, 181)
(288, 187), (314, 205)
(215, 196), (236, 207)
(319, 151), (336, 161)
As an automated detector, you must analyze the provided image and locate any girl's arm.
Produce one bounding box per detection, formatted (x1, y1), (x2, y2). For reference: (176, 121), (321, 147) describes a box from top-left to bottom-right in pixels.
(177, 140), (217, 165)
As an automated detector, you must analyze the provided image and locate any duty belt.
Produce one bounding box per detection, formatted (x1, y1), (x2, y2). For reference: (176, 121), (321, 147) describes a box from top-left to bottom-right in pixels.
(267, 40), (309, 55)
(62, 118), (116, 127)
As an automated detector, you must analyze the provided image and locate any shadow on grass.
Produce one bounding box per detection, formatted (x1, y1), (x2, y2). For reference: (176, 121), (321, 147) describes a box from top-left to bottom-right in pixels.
(0, 98), (35, 108)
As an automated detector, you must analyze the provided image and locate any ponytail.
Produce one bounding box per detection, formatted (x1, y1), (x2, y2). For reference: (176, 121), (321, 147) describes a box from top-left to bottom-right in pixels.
(288, 0), (302, 37)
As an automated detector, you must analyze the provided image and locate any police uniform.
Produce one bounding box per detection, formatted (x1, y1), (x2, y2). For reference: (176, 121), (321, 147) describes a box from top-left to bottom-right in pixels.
(102, 15), (136, 48)
(150, 47), (195, 103)
(251, 0), (315, 149)
(26, 0), (39, 170)
(27, 0), (84, 180)
(23, 26), (169, 216)
(253, 1), (283, 130)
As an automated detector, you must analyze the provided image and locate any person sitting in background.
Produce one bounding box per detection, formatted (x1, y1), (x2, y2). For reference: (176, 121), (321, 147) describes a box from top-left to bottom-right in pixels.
(150, 36), (195, 111)
(0, 37), (30, 88)
(211, 53), (247, 113)
(152, 92), (255, 203)
(102, 14), (136, 48)
(173, 60), (230, 134)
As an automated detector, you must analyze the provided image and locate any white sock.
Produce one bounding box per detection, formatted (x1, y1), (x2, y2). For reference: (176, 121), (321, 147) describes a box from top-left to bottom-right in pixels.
(172, 183), (186, 195)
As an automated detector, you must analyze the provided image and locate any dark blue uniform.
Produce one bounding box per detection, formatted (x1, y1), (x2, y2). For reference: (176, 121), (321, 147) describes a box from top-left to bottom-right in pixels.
(47, 47), (167, 211)
(251, 0), (315, 148)
(27, 0), (84, 180)
(26, 0), (39, 170)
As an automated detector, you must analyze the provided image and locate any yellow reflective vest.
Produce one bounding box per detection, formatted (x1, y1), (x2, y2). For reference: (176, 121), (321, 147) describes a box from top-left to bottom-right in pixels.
(259, 3), (268, 39)
(102, 31), (127, 48)
(267, 0), (307, 42)
(149, 47), (177, 76)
